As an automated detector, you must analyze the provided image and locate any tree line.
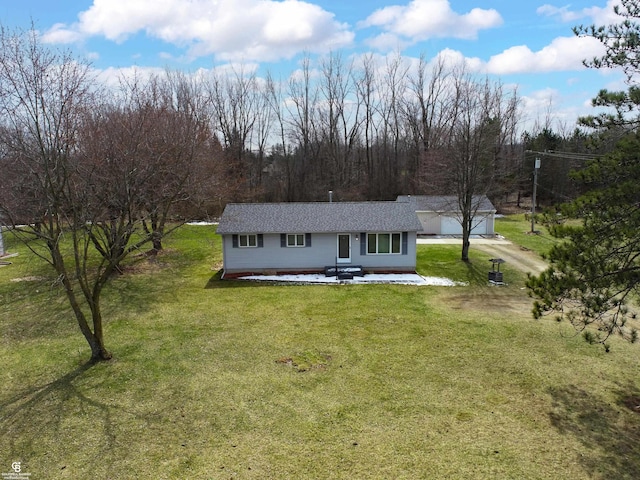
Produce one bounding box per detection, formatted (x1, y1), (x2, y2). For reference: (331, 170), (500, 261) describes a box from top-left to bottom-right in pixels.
(213, 53), (525, 206)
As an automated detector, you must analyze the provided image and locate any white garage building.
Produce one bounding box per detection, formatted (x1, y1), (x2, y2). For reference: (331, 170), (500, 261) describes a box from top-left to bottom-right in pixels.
(398, 195), (496, 236)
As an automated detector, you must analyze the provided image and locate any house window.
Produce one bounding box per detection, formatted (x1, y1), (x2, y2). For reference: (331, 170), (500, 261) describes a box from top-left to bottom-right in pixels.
(286, 234), (305, 247)
(239, 234), (258, 248)
(367, 233), (401, 254)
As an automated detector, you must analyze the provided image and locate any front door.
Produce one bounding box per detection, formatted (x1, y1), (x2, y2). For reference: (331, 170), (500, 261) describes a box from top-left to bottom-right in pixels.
(337, 234), (351, 263)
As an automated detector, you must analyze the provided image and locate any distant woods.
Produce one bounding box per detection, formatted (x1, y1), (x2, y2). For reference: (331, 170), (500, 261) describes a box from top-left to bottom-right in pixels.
(211, 53), (526, 207)
(0, 30), (605, 222)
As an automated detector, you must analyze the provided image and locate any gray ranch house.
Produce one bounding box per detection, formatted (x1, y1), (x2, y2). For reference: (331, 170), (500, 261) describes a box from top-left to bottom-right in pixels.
(397, 195), (496, 236)
(216, 202), (423, 278)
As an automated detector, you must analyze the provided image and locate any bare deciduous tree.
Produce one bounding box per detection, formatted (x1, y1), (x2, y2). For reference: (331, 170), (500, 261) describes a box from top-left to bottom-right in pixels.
(286, 54), (321, 199)
(446, 74), (521, 261)
(0, 29), (215, 361)
(0, 26), (123, 360)
(207, 65), (263, 200)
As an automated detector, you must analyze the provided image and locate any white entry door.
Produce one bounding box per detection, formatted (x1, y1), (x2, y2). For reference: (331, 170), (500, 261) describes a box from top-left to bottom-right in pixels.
(337, 234), (351, 263)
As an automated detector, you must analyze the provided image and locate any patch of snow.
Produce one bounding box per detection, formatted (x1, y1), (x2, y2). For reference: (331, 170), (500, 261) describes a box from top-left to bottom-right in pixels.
(236, 273), (466, 286)
(186, 221), (218, 225)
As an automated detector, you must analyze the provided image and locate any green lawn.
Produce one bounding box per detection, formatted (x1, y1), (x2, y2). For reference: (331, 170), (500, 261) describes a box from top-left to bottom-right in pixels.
(1, 224), (639, 479)
(494, 214), (558, 256)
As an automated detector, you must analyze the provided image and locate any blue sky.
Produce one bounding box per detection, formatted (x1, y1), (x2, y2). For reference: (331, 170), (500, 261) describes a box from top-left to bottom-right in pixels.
(0, 0), (625, 131)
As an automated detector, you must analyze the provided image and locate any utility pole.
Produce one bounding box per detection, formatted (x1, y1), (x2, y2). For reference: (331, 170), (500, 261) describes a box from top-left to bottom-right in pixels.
(531, 157), (540, 233)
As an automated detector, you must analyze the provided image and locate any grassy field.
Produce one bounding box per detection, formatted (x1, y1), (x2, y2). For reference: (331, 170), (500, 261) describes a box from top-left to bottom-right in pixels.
(494, 214), (558, 256)
(1, 222), (639, 479)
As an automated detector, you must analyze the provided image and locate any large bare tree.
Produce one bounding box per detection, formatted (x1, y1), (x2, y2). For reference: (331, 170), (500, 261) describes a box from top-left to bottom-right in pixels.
(101, 71), (213, 251)
(0, 26), (122, 360)
(447, 74), (520, 261)
(0, 28), (213, 361)
(207, 65), (264, 200)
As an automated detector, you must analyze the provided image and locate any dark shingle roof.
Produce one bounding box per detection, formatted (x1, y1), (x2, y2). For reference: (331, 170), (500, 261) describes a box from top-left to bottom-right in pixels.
(397, 195), (496, 213)
(216, 201), (423, 234)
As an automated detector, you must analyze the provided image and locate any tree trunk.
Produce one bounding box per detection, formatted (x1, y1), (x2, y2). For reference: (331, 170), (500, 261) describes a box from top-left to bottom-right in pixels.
(88, 331), (112, 362)
(461, 237), (471, 263)
(143, 217), (164, 253)
(63, 278), (112, 362)
(52, 245), (112, 362)
(151, 232), (163, 252)
(89, 295), (112, 362)
(461, 215), (471, 262)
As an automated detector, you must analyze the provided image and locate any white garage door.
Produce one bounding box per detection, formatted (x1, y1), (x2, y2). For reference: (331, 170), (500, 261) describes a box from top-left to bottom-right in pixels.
(440, 215), (490, 235)
(440, 216), (462, 235)
(472, 217), (489, 235)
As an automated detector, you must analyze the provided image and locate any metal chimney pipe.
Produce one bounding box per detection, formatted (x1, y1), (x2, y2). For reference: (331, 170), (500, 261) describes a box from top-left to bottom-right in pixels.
(329, 190), (333, 203)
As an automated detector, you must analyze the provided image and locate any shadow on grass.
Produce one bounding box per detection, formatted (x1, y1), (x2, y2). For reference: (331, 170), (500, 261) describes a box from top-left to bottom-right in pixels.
(548, 383), (640, 479)
(0, 362), (117, 466)
(0, 277), (78, 342)
(105, 256), (191, 316)
(463, 259), (494, 285)
(205, 269), (250, 289)
(204, 270), (318, 289)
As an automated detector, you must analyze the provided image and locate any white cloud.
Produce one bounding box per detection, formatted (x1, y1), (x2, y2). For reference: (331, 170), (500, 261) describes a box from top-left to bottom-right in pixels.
(432, 48), (483, 72)
(42, 23), (85, 43)
(360, 0), (502, 44)
(536, 4), (583, 23)
(522, 87), (560, 112)
(93, 62), (258, 90)
(485, 36), (605, 75)
(364, 33), (410, 52)
(94, 65), (167, 88)
(518, 87), (583, 132)
(537, 0), (622, 25)
(42, 0), (354, 62)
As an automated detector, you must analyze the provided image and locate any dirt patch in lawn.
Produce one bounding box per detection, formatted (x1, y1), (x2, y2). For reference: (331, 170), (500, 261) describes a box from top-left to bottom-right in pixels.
(121, 249), (177, 274)
(276, 351), (332, 372)
(10, 276), (46, 282)
(473, 243), (548, 275)
(443, 289), (535, 315)
(622, 395), (640, 414)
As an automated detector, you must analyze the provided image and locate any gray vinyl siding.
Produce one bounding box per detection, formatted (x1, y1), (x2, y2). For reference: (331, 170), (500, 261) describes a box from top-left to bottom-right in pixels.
(416, 212), (441, 235)
(222, 232), (418, 274)
(416, 212), (495, 235)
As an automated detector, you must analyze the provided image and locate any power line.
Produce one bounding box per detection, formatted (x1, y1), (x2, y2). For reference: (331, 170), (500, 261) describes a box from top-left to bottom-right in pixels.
(524, 149), (601, 162)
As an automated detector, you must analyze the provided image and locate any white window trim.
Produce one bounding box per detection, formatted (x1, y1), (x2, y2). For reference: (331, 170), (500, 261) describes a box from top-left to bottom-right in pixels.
(239, 234), (258, 248)
(286, 233), (306, 247)
(367, 232), (402, 255)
